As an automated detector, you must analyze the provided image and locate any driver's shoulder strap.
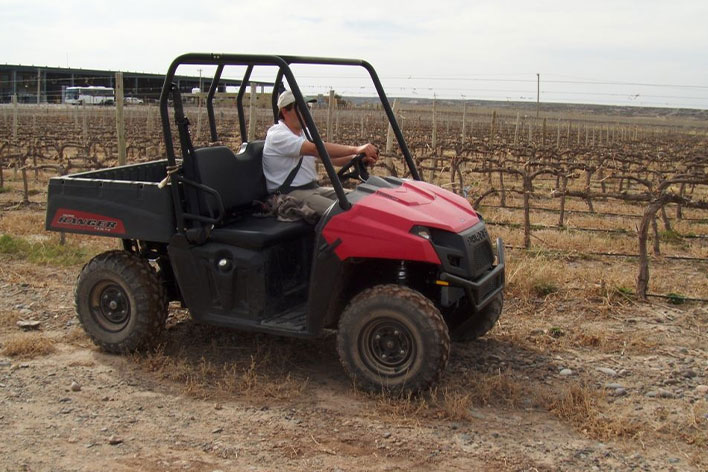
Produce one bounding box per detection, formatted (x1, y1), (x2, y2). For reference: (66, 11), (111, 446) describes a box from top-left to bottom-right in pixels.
(277, 155), (304, 194)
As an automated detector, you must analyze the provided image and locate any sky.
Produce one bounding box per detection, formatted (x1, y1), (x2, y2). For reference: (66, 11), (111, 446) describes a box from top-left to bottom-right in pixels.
(3, 0), (708, 109)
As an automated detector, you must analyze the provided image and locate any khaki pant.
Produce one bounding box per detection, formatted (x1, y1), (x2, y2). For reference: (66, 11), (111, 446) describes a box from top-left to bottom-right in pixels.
(286, 186), (343, 216)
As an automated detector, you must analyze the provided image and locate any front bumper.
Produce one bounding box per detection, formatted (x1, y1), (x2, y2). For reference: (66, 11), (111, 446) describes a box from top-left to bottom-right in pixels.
(439, 238), (505, 312)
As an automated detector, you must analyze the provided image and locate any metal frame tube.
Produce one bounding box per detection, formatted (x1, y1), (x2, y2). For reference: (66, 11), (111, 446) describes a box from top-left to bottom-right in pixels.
(235, 65), (253, 142)
(206, 64), (224, 142)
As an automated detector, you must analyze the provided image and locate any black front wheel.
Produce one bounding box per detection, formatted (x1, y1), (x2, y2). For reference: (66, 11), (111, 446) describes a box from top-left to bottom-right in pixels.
(75, 250), (168, 353)
(337, 285), (450, 393)
(448, 293), (503, 342)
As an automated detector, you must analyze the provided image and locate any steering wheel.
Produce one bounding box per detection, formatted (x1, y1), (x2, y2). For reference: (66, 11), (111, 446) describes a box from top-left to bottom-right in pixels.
(337, 153), (370, 183)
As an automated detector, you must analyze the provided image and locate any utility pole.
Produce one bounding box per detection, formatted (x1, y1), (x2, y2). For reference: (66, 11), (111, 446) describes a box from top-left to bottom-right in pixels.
(536, 73), (540, 118)
(198, 69), (203, 93)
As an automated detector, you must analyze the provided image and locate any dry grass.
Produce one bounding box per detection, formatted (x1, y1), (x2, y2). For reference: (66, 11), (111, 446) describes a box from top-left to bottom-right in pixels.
(133, 344), (309, 401)
(372, 369), (527, 423)
(502, 247), (708, 302)
(63, 326), (92, 347)
(1, 332), (56, 358)
(0, 234), (92, 266)
(505, 253), (559, 301)
(0, 309), (21, 329)
(545, 382), (642, 440)
(0, 211), (48, 237)
(546, 387), (708, 460)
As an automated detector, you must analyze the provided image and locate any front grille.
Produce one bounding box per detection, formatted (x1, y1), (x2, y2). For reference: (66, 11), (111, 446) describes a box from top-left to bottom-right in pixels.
(462, 225), (494, 278)
(431, 222), (495, 279)
(469, 239), (494, 277)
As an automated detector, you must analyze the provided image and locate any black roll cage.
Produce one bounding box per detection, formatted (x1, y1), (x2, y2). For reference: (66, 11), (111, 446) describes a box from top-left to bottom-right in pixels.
(158, 53), (421, 231)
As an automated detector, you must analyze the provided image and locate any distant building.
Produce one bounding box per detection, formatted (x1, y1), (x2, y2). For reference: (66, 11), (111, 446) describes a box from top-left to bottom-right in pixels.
(0, 64), (271, 104)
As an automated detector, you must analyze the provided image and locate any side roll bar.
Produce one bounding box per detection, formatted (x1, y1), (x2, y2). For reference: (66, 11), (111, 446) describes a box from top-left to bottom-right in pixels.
(206, 64), (224, 142)
(236, 65), (253, 142)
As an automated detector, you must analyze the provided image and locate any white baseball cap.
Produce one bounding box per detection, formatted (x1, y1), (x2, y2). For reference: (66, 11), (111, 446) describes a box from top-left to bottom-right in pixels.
(277, 90), (316, 109)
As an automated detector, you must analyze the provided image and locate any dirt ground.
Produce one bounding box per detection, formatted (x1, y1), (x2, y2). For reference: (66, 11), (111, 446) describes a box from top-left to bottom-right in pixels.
(0, 249), (706, 471)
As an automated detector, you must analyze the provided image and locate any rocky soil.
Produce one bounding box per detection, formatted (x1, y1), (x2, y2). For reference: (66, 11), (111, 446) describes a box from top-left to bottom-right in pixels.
(1, 251), (706, 471)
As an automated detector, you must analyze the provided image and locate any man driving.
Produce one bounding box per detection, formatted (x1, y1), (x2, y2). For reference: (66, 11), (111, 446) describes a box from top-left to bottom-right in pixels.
(262, 90), (379, 216)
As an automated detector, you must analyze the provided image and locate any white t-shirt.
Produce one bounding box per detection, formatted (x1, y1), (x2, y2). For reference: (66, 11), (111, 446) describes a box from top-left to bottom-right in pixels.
(262, 121), (318, 193)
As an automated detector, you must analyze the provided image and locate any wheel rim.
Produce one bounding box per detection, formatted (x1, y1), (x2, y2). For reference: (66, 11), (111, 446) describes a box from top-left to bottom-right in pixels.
(359, 317), (416, 377)
(89, 281), (131, 332)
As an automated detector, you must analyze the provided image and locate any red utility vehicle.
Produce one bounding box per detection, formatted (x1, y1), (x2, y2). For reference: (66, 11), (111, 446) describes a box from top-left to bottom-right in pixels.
(45, 54), (505, 393)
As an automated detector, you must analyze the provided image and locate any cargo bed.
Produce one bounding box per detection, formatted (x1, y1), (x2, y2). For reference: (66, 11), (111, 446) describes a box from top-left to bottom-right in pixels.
(45, 160), (176, 243)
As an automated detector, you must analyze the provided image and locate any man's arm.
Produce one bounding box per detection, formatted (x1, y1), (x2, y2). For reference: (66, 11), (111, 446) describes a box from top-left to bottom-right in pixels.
(300, 141), (379, 166)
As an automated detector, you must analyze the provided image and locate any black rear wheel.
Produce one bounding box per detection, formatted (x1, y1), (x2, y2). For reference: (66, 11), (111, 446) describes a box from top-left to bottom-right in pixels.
(337, 284), (450, 393)
(75, 250), (168, 353)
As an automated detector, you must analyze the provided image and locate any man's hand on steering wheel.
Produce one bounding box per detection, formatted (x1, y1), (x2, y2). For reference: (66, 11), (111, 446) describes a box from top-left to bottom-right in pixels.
(337, 143), (378, 183)
(356, 143), (379, 166)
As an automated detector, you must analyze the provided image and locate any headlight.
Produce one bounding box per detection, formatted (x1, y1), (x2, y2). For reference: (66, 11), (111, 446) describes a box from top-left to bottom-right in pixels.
(410, 225), (432, 240)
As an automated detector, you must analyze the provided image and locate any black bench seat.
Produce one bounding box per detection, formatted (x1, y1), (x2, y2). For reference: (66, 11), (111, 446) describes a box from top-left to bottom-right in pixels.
(185, 141), (314, 249)
(209, 215), (313, 249)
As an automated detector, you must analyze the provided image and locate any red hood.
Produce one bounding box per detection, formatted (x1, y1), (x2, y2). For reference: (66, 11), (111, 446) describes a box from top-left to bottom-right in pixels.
(371, 181), (480, 233)
(322, 180), (480, 263)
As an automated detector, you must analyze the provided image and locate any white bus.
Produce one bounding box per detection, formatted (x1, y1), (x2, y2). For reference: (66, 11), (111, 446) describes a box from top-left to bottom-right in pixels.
(64, 86), (115, 105)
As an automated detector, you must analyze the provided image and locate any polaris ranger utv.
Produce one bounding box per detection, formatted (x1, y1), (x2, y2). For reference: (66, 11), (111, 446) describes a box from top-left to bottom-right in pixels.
(45, 53), (505, 393)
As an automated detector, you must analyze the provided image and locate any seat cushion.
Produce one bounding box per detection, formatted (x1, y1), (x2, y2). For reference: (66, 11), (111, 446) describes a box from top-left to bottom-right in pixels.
(209, 215), (313, 249)
(192, 142), (268, 217)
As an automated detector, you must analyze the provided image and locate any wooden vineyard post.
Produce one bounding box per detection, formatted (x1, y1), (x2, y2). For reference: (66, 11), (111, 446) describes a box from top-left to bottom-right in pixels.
(431, 97), (438, 182)
(146, 105), (153, 137)
(384, 99), (399, 176)
(335, 108), (340, 141)
(360, 113), (365, 139)
(327, 90), (335, 141)
(385, 99), (398, 154)
(513, 112), (520, 145)
(32, 143), (38, 181)
(196, 92), (203, 142)
(21, 166), (29, 204)
(523, 173), (532, 249)
(82, 103), (88, 145)
(461, 102), (467, 144)
(12, 94), (18, 178)
(115, 72), (126, 166)
(489, 111), (497, 146)
(57, 166), (66, 245)
(248, 84), (257, 141)
(12, 94), (18, 143)
(499, 169), (507, 207)
(676, 183), (685, 220)
(431, 97), (437, 151)
(36, 68), (41, 104)
(558, 174), (568, 227)
(541, 118), (547, 147)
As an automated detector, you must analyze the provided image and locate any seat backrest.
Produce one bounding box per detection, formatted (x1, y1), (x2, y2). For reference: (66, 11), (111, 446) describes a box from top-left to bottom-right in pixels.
(191, 141), (267, 218)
